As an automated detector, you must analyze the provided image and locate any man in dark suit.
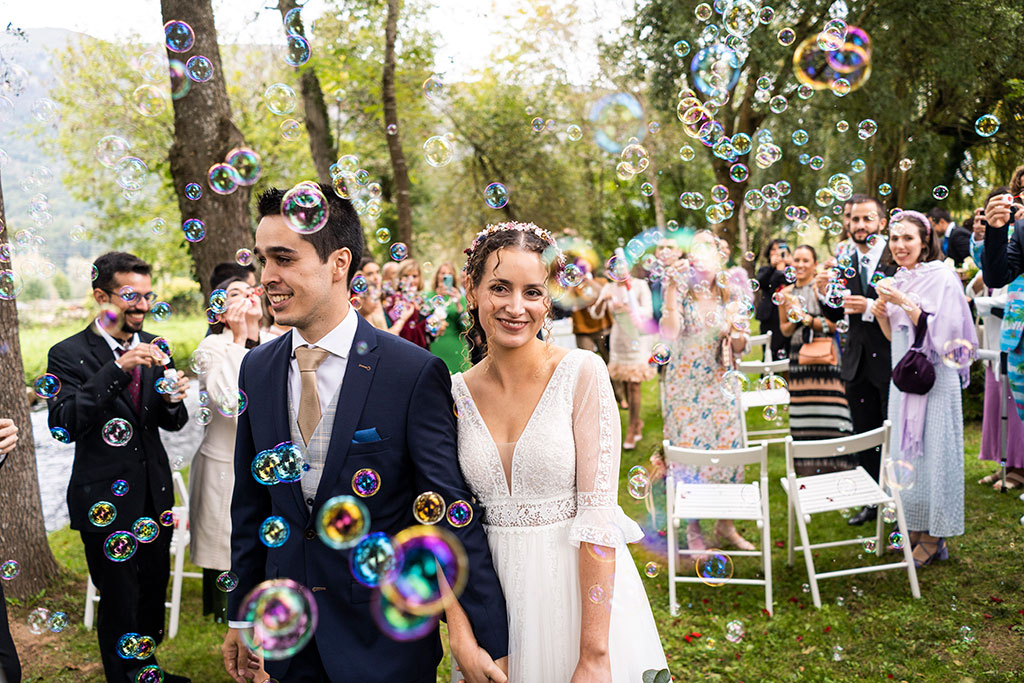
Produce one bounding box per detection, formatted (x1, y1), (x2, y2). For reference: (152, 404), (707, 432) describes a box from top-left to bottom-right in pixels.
(927, 207), (971, 266)
(839, 196), (897, 526)
(222, 185), (508, 683)
(0, 418), (21, 683)
(46, 252), (191, 683)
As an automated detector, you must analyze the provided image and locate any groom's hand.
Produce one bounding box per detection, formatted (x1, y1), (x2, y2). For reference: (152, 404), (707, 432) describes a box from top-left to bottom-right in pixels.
(454, 644), (508, 683)
(221, 627), (263, 682)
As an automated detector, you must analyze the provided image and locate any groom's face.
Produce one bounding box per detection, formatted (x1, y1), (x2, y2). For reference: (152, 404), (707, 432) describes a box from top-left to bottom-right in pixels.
(254, 215), (345, 332)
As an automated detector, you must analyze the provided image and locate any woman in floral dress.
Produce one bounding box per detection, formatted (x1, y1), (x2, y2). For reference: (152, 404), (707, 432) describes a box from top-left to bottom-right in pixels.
(658, 232), (755, 551)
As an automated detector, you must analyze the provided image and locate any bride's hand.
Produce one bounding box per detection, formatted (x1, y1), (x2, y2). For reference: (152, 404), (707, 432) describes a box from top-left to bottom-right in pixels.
(570, 652), (612, 682)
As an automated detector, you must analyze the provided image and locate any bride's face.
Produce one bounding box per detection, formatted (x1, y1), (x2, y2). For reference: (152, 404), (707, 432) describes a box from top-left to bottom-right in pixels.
(470, 247), (549, 351)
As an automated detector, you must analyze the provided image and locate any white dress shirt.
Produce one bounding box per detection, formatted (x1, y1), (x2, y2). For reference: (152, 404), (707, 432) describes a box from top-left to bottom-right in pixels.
(856, 236), (887, 323)
(95, 320), (139, 363)
(288, 307), (358, 418)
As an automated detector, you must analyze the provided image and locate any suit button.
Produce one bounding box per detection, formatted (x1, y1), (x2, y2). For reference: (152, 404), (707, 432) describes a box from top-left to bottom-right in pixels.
(306, 498), (314, 506)
(304, 529), (315, 540)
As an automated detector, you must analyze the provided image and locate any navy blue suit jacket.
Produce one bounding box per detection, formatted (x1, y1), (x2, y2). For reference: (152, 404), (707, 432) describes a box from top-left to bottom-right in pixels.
(981, 217), (1024, 288)
(228, 314), (508, 681)
(840, 251), (897, 387)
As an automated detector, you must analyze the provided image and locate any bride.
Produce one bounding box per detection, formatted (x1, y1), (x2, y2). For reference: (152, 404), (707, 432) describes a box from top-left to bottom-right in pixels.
(450, 221), (668, 682)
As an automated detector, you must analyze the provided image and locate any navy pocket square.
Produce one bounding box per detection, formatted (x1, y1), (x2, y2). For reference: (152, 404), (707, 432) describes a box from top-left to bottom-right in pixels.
(352, 428), (381, 444)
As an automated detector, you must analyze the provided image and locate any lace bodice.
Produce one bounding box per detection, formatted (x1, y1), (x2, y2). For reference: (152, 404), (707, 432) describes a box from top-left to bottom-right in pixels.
(452, 349), (641, 548)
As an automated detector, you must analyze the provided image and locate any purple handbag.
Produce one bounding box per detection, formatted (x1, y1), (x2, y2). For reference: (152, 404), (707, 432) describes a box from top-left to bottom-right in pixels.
(892, 312), (935, 394)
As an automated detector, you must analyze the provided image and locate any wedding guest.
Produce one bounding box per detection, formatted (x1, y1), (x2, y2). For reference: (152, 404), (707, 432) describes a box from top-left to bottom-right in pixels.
(424, 262), (470, 372)
(777, 245), (853, 471)
(754, 238), (793, 360)
(659, 232), (755, 551)
(872, 210), (977, 567)
(590, 260), (655, 450)
(0, 418), (21, 683)
(840, 196), (897, 526)
(966, 271), (1024, 489)
(354, 257), (389, 331)
(385, 259), (433, 348)
(207, 262), (256, 336)
(189, 276), (273, 623)
(569, 260), (626, 407)
(46, 251), (191, 683)
(380, 259), (400, 289)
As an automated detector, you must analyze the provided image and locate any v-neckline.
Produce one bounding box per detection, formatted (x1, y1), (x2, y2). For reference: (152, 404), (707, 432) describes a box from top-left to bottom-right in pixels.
(457, 350), (576, 496)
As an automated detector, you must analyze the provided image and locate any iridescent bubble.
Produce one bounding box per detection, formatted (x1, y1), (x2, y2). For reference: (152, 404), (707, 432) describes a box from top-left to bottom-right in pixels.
(216, 570), (238, 592)
(644, 561), (659, 578)
(690, 44), (741, 96)
(674, 40), (691, 58)
(280, 118), (301, 141)
(933, 185), (949, 201)
(159, 510), (175, 526)
(27, 607), (49, 635)
(149, 301), (171, 323)
(240, 578), (318, 660)
(696, 550), (734, 586)
(975, 114), (999, 138)
(729, 163), (749, 182)
(104, 531), (138, 562)
(132, 517), (159, 543)
(651, 343), (671, 365)
(265, 83), (297, 116)
(115, 156), (148, 191)
(941, 338), (974, 369)
(723, 0), (759, 37)
(483, 182), (509, 209)
(694, 2), (712, 20)
(194, 407), (212, 426)
(259, 515), (290, 548)
(0, 560), (18, 580)
(726, 619), (745, 642)
(888, 531), (904, 549)
(111, 479), (129, 497)
(351, 532), (401, 588)
(251, 450), (281, 486)
(95, 135), (131, 169)
(390, 242), (408, 262)
(88, 500), (118, 528)
(282, 182), (329, 234)
(566, 124), (583, 141)
(226, 147), (262, 186)
(878, 182), (892, 196)
(284, 34), (311, 66)
(412, 491), (445, 525)
(136, 665), (163, 683)
(382, 525), (468, 616)
(371, 583), (438, 641)
(778, 27), (796, 45)
(628, 472), (651, 499)
(50, 426), (71, 443)
(588, 92), (646, 154)
(132, 85), (166, 118)
(182, 218), (205, 243)
(102, 418), (133, 447)
(898, 158), (914, 172)
(185, 182), (202, 200)
(33, 373), (61, 399)
(446, 500), (473, 528)
(884, 458), (915, 492)
(273, 442), (306, 483)
(423, 76), (443, 100)
(316, 496), (369, 549)
(375, 227), (391, 244)
(117, 632), (141, 659)
(47, 611), (68, 633)
(164, 20), (195, 53)
(640, 182), (654, 197)
(857, 118), (877, 139)
(422, 135), (454, 167)
(185, 55), (213, 83)
(216, 389), (248, 418)
(352, 468), (380, 497)
(881, 505), (897, 524)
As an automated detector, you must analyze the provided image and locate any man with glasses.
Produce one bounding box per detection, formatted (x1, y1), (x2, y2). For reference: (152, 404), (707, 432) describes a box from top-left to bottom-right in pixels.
(45, 251), (192, 683)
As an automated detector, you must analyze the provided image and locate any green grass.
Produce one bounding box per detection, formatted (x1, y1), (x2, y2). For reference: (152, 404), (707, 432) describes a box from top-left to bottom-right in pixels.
(19, 314), (209, 384)
(8, 378), (1023, 681)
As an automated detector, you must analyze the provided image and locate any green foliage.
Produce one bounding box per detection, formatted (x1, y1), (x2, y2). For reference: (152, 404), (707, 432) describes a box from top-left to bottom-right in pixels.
(52, 271), (71, 299)
(156, 275), (203, 317)
(19, 276), (49, 300)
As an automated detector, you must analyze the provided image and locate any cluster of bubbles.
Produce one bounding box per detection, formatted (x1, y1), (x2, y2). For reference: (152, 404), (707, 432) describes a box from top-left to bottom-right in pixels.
(251, 441), (310, 487)
(329, 155), (386, 220)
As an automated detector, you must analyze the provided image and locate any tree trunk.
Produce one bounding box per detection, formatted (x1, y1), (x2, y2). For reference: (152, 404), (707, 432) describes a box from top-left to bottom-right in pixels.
(161, 0), (254, 299)
(276, 0), (337, 183)
(0, 172), (59, 599)
(383, 0), (414, 251)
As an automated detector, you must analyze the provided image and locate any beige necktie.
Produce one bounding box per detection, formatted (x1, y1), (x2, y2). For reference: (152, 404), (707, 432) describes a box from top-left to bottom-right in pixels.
(294, 346), (331, 446)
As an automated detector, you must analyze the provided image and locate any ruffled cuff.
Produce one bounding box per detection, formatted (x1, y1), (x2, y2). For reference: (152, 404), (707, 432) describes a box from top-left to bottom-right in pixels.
(568, 506), (644, 549)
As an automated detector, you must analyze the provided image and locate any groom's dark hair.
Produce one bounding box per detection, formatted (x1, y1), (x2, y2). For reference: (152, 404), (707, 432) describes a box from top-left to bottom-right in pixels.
(256, 183), (364, 286)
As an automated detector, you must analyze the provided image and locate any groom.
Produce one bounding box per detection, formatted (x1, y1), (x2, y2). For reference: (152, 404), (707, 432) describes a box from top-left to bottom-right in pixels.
(222, 185), (508, 682)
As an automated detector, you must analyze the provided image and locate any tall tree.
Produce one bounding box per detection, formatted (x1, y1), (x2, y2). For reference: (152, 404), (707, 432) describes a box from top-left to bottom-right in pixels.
(0, 173), (59, 599)
(275, 0), (338, 183)
(382, 0), (414, 250)
(161, 0), (255, 297)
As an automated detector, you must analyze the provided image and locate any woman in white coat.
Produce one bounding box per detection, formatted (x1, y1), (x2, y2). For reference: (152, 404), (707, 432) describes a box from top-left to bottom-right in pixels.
(189, 275), (275, 621)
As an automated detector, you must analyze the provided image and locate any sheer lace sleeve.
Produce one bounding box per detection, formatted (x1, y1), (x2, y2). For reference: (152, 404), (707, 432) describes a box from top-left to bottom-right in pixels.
(569, 352), (644, 549)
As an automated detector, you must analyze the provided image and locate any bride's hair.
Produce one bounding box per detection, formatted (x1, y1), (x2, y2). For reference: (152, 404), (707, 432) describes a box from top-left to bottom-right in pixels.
(462, 222), (558, 357)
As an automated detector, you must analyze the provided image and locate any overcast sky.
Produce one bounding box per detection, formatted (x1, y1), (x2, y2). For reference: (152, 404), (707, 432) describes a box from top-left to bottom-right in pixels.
(2, 0), (632, 81)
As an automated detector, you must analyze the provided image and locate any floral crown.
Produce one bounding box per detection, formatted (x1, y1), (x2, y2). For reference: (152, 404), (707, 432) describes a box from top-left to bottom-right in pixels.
(463, 221), (565, 268)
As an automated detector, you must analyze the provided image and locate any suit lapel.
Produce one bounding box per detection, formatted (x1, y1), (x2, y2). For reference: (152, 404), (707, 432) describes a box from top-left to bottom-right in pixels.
(258, 334), (309, 520)
(311, 316), (379, 513)
(85, 326), (135, 416)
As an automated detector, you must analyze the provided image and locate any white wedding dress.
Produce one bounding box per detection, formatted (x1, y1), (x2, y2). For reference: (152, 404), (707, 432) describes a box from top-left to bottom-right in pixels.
(452, 349), (668, 682)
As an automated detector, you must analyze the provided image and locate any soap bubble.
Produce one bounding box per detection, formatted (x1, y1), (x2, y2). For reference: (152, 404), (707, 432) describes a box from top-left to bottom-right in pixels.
(264, 83), (297, 116)
(132, 517), (159, 543)
(1, 560), (20, 580)
(284, 34), (311, 66)
(884, 458), (916, 492)
(726, 620), (745, 642)
(104, 531), (138, 562)
(381, 525), (468, 616)
(216, 571), (238, 592)
(239, 578), (318, 660)
(483, 182), (509, 209)
(644, 561), (659, 578)
(164, 20), (194, 53)
(696, 550), (734, 586)
(33, 373), (61, 399)
(102, 418), (133, 447)
(588, 92), (646, 155)
(941, 338), (974, 369)
(446, 500), (473, 528)
(315, 496), (369, 549)
(975, 114), (999, 138)
(413, 491), (445, 525)
(259, 515), (290, 547)
(282, 182), (329, 234)
(423, 135), (454, 167)
(185, 55), (213, 83)
(350, 532), (401, 587)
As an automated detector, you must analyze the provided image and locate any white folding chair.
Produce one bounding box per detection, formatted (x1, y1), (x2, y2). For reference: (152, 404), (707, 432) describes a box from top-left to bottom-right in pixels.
(780, 422), (920, 608)
(747, 331), (774, 363)
(84, 471), (202, 638)
(737, 356), (791, 446)
(663, 440), (773, 615)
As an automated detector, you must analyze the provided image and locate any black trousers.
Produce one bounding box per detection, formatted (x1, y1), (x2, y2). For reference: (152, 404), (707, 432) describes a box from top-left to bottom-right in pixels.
(81, 517), (171, 682)
(845, 368), (891, 482)
(0, 578), (21, 683)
